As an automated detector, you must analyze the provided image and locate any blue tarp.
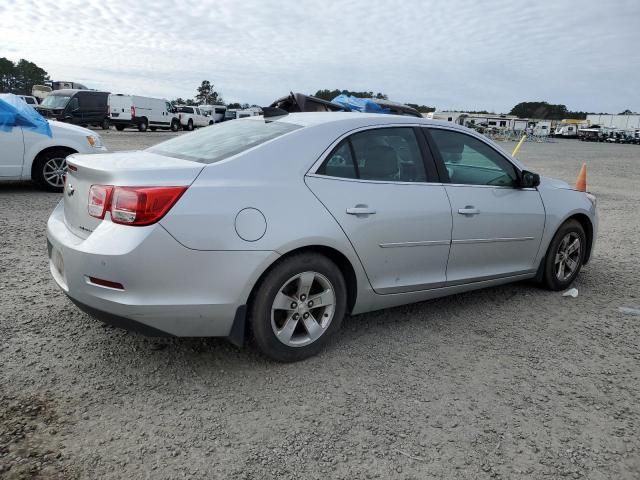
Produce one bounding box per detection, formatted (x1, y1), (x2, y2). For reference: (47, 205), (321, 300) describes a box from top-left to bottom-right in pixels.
(330, 94), (390, 114)
(0, 93), (52, 137)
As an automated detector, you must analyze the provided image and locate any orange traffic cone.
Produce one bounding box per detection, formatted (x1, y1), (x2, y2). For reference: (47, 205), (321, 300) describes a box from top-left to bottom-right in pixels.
(575, 163), (587, 192)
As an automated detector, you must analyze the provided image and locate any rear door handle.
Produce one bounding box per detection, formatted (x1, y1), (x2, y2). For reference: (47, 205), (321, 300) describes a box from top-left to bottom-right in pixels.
(458, 206), (480, 215)
(346, 205), (376, 216)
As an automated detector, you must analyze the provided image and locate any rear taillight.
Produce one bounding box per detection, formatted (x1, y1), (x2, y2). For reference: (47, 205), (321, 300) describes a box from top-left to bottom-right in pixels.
(88, 185), (113, 219)
(131, 105), (136, 118)
(88, 185), (187, 226)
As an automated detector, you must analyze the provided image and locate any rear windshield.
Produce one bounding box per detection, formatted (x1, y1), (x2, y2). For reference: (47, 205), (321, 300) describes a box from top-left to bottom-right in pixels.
(176, 106), (194, 113)
(148, 119), (302, 164)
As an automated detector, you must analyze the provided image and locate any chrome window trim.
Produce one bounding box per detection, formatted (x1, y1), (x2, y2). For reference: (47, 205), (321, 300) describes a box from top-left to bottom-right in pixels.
(305, 172), (444, 187)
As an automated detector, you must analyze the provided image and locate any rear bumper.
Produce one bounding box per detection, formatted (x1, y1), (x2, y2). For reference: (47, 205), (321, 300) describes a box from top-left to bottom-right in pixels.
(46, 200), (279, 337)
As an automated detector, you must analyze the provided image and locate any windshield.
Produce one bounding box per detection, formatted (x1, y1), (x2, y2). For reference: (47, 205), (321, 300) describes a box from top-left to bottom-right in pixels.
(148, 119), (301, 164)
(41, 95), (71, 109)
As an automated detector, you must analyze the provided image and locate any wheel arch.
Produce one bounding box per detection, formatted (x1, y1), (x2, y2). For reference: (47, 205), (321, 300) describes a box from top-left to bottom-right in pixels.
(250, 245), (358, 314)
(567, 213), (594, 264)
(31, 146), (77, 181)
(229, 244), (359, 348)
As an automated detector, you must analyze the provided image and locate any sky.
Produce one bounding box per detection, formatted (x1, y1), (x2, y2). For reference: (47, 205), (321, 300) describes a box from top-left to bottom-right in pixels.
(1, 0), (639, 113)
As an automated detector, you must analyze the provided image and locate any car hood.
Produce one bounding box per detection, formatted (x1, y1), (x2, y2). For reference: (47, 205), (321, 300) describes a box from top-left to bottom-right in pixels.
(48, 120), (95, 137)
(539, 175), (572, 190)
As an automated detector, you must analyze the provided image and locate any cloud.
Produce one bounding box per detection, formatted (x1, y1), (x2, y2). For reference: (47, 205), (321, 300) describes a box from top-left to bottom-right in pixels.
(2, 0), (639, 112)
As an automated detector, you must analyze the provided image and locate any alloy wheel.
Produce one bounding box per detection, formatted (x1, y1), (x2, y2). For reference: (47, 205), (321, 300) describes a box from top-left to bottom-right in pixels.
(43, 157), (67, 188)
(554, 232), (581, 282)
(271, 271), (336, 347)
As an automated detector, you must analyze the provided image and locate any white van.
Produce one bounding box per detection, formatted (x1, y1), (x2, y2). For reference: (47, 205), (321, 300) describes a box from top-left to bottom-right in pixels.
(109, 94), (180, 132)
(199, 104), (227, 123)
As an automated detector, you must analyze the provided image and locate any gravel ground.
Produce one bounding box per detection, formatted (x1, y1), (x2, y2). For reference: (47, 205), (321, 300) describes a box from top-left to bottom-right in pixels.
(1, 132), (639, 479)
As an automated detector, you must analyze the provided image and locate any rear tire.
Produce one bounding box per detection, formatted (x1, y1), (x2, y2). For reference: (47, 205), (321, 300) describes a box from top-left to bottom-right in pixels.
(150, 127), (157, 132)
(101, 119), (110, 130)
(542, 219), (586, 291)
(138, 118), (148, 132)
(115, 124), (125, 131)
(33, 148), (74, 192)
(249, 253), (347, 362)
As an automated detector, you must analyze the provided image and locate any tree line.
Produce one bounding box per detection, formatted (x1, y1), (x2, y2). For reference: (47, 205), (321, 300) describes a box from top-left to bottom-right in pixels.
(2, 57), (634, 117)
(0, 57), (49, 95)
(508, 101), (637, 120)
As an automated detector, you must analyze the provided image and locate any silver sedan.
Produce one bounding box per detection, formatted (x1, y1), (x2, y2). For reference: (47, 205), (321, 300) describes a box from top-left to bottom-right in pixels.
(47, 113), (598, 361)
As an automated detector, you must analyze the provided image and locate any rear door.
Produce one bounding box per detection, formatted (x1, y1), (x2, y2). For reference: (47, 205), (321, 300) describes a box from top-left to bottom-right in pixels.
(0, 126), (25, 177)
(306, 126), (452, 294)
(425, 127), (545, 284)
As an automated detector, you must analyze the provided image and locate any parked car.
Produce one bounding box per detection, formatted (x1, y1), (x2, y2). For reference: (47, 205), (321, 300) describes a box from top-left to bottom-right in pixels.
(47, 112), (597, 362)
(18, 95), (39, 106)
(0, 93), (106, 191)
(36, 89), (110, 130)
(175, 105), (209, 130)
(109, 94), (180, 132)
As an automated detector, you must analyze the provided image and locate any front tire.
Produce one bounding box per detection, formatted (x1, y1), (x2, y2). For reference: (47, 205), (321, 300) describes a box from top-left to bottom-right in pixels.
(33, 148), (73, 192)
(115, 124), (125, 131)
(542, 219), (586, 290)
(101, 119), (110, 130)
(170, 120), (180, 132)
(249, 253), (347, 362)
(183, 119), (194, 131)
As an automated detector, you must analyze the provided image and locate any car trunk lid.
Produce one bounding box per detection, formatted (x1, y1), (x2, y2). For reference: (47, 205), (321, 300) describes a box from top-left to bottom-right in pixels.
(63, 151), (204, 239)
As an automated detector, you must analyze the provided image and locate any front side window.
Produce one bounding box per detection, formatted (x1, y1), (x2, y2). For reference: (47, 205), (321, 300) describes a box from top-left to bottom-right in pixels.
(428, 129), (517, 187)
(317, 127), (427, 182)
(148, 118), (301, 164)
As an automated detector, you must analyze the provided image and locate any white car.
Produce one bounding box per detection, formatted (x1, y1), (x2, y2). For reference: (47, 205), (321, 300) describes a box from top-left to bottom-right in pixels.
(0, 93), (107, 191)
(175, 105), (210, 130)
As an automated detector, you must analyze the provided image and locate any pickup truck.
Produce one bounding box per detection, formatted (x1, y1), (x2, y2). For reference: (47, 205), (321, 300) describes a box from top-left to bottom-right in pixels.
(175, 105), (210, 131)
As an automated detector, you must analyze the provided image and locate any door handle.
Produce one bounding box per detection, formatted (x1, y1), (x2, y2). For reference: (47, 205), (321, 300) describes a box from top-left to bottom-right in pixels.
(458, 206), (480, 215)
(346, 205), (376, 216)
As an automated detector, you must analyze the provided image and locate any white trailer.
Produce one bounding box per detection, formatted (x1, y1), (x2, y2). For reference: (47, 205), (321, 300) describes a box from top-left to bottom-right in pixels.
(109, 94), (179, 132)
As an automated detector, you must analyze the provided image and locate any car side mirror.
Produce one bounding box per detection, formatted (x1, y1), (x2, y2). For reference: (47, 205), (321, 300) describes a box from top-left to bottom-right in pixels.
(520, 170), (540, 188)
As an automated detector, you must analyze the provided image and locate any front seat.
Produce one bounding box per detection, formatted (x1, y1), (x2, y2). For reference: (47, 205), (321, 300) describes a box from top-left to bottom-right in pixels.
(360, 145), (399, 181)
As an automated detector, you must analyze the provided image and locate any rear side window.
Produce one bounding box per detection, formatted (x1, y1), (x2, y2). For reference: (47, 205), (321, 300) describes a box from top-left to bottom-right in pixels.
(317, 127), (427, 182)
(148, 119), (301, 164)
(78, 93), (103, 109)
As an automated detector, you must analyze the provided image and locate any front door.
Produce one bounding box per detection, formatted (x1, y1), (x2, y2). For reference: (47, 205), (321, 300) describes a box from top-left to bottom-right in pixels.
(426, 127), (545, 284)
(306, 126), (452, 294)
(0, 126), (25, 177)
